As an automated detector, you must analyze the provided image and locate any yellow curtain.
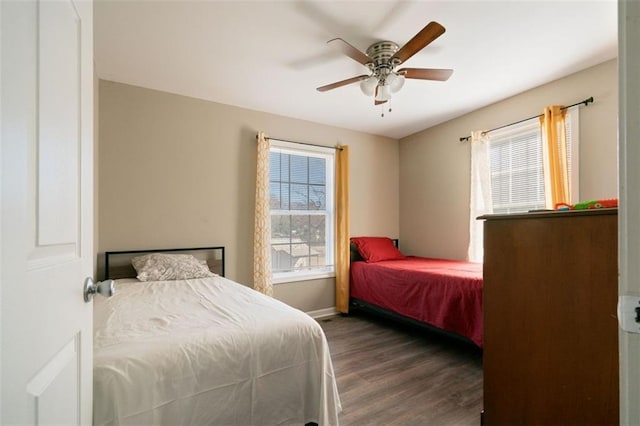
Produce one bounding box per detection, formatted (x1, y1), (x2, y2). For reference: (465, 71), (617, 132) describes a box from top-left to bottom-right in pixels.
(540, 105), (570, 208)
(253, 132), (273, 296)
(335, 145), (350, 313)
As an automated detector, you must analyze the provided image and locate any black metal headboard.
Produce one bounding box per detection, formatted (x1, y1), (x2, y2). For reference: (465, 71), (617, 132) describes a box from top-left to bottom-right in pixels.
(104, 246), (225, 280)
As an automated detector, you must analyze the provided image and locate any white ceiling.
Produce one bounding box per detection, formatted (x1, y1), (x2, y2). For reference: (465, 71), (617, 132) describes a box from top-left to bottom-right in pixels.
(94, 0), (618, 140)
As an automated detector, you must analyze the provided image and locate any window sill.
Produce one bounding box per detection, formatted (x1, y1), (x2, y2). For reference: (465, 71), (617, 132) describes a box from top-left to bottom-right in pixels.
(272, 271), (335, 285)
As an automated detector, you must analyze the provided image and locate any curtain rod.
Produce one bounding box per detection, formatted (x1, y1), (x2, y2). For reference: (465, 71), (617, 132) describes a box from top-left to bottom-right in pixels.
(459, 96), (594, 142)
(255, 134), (343, 151)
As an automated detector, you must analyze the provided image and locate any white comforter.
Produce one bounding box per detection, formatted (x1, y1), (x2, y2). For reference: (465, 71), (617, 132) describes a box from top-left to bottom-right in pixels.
(93, 276), (341, 426)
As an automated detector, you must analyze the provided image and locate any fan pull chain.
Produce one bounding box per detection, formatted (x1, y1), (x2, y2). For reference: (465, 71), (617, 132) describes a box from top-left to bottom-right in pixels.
(381, 100), (392, 118)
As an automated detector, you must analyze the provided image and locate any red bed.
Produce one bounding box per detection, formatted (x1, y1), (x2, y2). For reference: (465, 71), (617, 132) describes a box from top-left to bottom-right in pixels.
(349, 237), (483, 348)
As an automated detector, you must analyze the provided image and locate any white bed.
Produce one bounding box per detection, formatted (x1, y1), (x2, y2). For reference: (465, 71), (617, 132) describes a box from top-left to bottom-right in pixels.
(94, 248), (341, 426)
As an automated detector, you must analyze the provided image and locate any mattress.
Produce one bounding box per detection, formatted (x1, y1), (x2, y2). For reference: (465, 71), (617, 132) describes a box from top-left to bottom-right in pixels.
(350, 257), (483, 347)
(93, 276), (341, 425)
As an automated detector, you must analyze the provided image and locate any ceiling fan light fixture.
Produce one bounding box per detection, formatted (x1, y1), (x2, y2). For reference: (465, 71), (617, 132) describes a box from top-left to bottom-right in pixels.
(360, 76), (378, 96)
(389, 73), (405, 93)
(375, 84), (391, 102)
(386, 72), (397, 85)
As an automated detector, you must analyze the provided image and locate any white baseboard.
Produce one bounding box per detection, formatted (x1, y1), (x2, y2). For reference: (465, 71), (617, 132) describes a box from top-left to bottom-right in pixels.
(306, 307), (339, 319)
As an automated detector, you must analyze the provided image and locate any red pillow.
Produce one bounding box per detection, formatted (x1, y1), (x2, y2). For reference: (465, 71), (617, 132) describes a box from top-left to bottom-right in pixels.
(350, 237), (405, 263)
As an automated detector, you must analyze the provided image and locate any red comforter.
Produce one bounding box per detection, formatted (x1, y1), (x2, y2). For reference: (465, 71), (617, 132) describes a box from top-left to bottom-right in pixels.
(350, 257), (483, 347)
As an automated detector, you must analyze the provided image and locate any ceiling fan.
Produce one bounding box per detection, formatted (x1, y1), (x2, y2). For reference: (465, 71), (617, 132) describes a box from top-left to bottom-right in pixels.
(316, 21), (453, 105)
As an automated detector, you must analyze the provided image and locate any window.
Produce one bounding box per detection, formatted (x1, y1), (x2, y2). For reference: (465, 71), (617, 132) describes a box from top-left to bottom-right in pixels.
(468, 107), (580, 262)
(269, 140), (335, 283)
(488, 107), (579, 214)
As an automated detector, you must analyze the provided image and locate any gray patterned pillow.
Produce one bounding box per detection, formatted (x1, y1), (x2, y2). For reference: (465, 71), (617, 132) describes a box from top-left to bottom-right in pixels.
(131, 253), (215, 282)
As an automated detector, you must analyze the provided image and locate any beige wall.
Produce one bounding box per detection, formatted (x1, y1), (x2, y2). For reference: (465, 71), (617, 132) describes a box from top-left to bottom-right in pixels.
(399, 59), (618, 259)
(98, 80), (399, 312)
(99, 60), (617, 309)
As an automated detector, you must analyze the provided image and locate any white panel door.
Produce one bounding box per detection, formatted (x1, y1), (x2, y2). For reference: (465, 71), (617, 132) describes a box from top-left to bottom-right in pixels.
(1, 0), (94, 424)
(618, 1), (640, 424)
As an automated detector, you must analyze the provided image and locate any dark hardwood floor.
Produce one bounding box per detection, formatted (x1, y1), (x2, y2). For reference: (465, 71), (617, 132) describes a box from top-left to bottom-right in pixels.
(318, 311), (483, 426)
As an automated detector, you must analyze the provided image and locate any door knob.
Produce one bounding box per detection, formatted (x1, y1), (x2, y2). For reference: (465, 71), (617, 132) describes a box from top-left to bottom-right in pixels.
(84, 277), (115, 302)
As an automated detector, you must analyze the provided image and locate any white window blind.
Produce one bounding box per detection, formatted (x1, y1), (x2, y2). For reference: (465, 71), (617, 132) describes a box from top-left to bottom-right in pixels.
(489, 121), (545, 214)
(488, 107), (578, 214)
(269, 140), (335, 283)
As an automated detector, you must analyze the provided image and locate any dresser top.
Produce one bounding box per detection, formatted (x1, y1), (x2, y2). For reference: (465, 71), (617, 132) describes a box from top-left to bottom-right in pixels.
(479, 207), (618, 221)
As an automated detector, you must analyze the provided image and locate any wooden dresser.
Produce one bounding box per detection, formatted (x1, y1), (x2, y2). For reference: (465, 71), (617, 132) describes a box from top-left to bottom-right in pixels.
(481, 209), (619, 425)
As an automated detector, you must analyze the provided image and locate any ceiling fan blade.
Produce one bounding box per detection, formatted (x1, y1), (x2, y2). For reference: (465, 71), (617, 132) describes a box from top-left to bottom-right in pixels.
(398, 68), (453, 81)
(316, 75), (369, 92)
(392, 21), (446, 64)
(327, 38), (371, 66)
(374, 99), (388, 106)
